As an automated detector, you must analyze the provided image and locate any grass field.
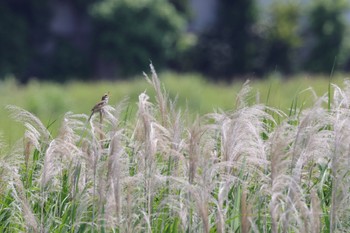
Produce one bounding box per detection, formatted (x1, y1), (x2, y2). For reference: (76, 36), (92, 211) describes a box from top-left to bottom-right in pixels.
(0, 69), (349, 232)
(0, 71), (344, 144)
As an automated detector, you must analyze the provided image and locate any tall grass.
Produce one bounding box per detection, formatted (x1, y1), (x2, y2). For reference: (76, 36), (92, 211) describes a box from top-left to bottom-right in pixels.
(1, 66), (350, 232)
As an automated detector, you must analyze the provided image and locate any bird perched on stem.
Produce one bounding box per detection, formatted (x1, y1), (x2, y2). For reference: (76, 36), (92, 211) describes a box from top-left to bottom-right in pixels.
(88, 92), (109, 121)
(77, 92), (109, 146)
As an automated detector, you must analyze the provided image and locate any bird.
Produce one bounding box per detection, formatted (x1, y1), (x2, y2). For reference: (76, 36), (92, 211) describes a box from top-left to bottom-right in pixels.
(88, 92), (109, 121)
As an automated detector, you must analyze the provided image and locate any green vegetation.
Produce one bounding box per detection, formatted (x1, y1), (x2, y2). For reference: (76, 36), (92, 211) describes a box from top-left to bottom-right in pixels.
(306, 0), (349, 72)
(0, 72), (344, 144)
(193, 0), (259, 78)
(91, 0), (187, 76)
(1, 0), (350, 81)
(263, 1), (301, 73)
(0, 0), (189, 81)
(1, 69), (350, 232)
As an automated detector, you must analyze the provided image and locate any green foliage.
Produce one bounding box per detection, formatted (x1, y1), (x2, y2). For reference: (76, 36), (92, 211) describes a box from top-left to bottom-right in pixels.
(90, 0), (186, 76)
(193, 0), (260, 80)
(305, 0), (349, 73)
(0, 0), (188, 81)
(264, 1), (302, 73)
(43, 39), (92, 81)
(168, 0), (191, 17)
(2, 0), (350, 81)
(0, 0), (50, 81)
(0, 3), (30, 77)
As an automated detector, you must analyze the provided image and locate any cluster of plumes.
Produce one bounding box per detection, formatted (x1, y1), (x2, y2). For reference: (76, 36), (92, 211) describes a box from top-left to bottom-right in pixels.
(2, 69), (350, 232)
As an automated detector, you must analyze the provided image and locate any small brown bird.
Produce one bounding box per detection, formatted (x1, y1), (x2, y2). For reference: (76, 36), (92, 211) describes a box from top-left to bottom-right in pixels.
(88, 92), (109, 121)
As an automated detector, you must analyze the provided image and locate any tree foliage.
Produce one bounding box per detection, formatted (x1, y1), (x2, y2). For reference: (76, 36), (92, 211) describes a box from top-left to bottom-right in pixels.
(0, 0), (50, 81)
(0, 0), (186, 81)
(263, 1), (301, 73)
(90, 0), (186, 76)
(304, 0), (349, 73)
(0, 0), (350, 81)
(193, 0), (260, 80)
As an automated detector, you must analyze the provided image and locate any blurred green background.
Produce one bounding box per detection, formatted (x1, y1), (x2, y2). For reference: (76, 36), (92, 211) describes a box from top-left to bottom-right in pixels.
(1, 0), (350, 81)
(1, 72), (344, 144)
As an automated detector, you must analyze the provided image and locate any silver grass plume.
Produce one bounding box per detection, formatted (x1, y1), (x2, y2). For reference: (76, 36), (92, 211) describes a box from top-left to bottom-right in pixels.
(144, 63), (168, 127)
(268, 121), (297, 233)
(329, 81), (350, 232)
(104, 101), (129, 227)
(41, 112), (83, 189)
(6, 105), (51, 144)
(134, 92), (158, 232)
(9, 169), (39, 231)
